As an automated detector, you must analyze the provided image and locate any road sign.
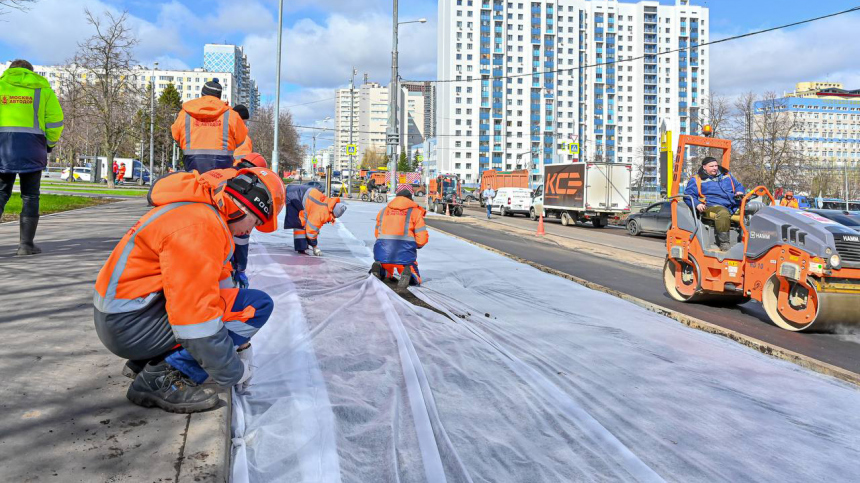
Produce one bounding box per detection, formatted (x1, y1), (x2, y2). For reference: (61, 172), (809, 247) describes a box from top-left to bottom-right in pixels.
(567, 142), (579, 155)
(312, 157), (317, 166)
(386, 133), (399, 145)
(346, 144), (358, 156)
(416, 155), (423, 162)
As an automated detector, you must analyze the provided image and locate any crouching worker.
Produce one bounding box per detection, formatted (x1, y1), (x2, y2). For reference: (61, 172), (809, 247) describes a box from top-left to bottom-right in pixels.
(285, 184), (347, 255)
(371, 190), (428, 290)
(93, 166), (285, 413)
(230, 153), (269, 289)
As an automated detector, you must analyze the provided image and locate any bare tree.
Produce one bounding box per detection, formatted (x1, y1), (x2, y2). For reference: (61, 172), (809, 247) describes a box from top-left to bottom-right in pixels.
(55, 64), (92, 179)
(0, 0), (38, 13)
(72, 9), (141, 187)
(728, 91), (807, 192)
(249, 103), (303, 172)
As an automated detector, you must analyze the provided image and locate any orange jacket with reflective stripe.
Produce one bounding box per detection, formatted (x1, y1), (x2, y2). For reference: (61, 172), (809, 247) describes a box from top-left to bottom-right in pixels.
(233, 134), (253, 160)
(94, 169), (242, 340)
(780, 197), (799, 208)
(373, 196), (427, 264)
(171, 97), (248, 163)
(299, 188), (340, 241)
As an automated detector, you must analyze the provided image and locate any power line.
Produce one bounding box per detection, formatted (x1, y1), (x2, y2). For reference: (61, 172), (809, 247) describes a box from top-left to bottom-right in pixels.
(402, 6), (860, 85)
(284, 96), (337, 108)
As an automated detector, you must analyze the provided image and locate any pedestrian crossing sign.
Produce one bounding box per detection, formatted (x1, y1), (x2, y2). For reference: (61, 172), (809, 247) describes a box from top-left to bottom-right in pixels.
(346, 144), (358, 155)
(567, 142), (579, 155)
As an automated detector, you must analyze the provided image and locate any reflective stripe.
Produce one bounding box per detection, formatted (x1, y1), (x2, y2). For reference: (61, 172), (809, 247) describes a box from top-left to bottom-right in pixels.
(172, 316), (223, 339)
(403, 208), (413, 236)
(224, 320), (261, 338)
(305, 218), (320, 232)
(0, 126), (43, 134)
(96, 202), (193, 313)
(45, 121), (64, 129)
(414, 226), (427, 233)
(221, 111), (230, 151)
(306, 195), (328, 207)
(377, 208), (386, 232)
(185, 113), (192, 150)
(33, 88), (41, 130)
(93, 291), (161, 314)
(233, 236), (250, 246)
(200, 203), (234, 264)
(378, 234), (415, 241)
(184, 149), (233, 155)
(293, 233), (307, 239)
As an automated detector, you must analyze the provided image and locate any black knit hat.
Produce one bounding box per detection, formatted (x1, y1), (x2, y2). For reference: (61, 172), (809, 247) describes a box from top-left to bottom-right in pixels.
(701, 156), (719, 166)
(233, 104), (250, 120)
(396, 189), (413, 200)
(201, 79), (223, 99)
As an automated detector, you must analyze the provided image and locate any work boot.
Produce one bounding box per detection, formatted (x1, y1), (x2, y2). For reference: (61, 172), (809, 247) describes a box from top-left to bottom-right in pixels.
(122, 359), (148, 379)
(126, 361), (219, 414)
(717, 232), (731, 252)
(16, 216), (41, 256)
(396, 271), (413, 292)
(370, 261), (384, 281)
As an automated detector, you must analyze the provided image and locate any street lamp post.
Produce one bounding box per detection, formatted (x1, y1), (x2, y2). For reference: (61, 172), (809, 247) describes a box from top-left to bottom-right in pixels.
(388, 4), (427, 195)
(149, 62), (158, 184)
(273, 0), (285, 176)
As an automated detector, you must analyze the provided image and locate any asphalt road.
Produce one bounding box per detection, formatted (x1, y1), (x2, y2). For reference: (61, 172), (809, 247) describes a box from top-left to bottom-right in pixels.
(424, 217), (860, 377)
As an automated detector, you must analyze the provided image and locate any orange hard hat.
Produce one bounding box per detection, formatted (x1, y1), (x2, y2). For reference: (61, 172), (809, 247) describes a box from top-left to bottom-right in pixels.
(234, 152), (268, 169)
(224, 167), (285, 233)
(786, 191), (794, 197)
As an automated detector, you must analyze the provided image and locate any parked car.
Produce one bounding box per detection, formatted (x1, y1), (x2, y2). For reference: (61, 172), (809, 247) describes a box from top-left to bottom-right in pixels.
(494, 187), (532, 217)
(626, 201), (672, 236)
(42, 167), (64, 180)
(61, 167), (99, 182)
(304, 181), (324, 191)
(804, 209), (860, 229)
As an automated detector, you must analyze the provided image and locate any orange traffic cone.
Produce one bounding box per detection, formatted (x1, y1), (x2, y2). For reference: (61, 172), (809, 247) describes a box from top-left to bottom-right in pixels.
(536, 212), (545, 236)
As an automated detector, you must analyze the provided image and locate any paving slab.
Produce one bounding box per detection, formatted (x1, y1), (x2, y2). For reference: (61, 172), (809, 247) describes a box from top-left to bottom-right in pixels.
(0, 199), (229, 482)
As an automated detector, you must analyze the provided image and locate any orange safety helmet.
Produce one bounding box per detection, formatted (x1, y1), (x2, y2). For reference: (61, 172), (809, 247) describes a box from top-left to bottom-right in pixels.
(224, 167), (285, 233)
(234, 152), (268, 169)
(785, 191), (794, 198)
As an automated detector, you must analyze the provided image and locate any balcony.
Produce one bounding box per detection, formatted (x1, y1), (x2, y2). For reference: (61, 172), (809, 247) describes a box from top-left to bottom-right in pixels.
(594, 107), (604, 115)
(480, 47), (490, 54)
(644, 107), (657, 114)
(492, 102), (503, 109)
(531, 114), (540, 121)
(607, 48), (616, 55)
(480, 112), (490, 120)
(644, 75), (657, 84)
(495, 26), (503, 33)
(645, 34), (657, 44)
(492, 111), (503, 119)
(531, 36), (541, 44)
(480, 67), (490, 75)
(644, 95), (657, 105)
(544, 90), (554, 99)
(544, 82), (554, 89)
(644, 66), (657, 74)
(479, 145), (490, 153)
(679, 60), (688, 68)
(481, 25), (490, 33)
(481, 13), (490, 21)
(644, 86), (657, 94)
(531, 28), (541, 35)
(644, 55), (657, 64)
(544, 38), (554, 47)
(531, 135), (541, 142)
(679, 101), (688, 109)
(595, 119), (604, 126)
(595, 87), (604, 94)
(493, 80), (503, 88)
(493, 3), (503, 11)
(479, 123), (490, 131)
(679, 81), (688, 88)
(479, 156), (489, 164)
(493, 69), (503, 77)
(531, 6), (541, 13)
(644, 25), (657, 33)
(479, 135), (490, 142)
(595, 27), (604, 34)
(493, 58), (504, 65)
(644, 46), (657, 54)
(544, 125), (553, 132)
(644, 14), (657, 23)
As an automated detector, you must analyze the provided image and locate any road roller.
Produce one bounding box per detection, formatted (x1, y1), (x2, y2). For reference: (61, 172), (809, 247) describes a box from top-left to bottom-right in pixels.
(662, 134), (860, 331)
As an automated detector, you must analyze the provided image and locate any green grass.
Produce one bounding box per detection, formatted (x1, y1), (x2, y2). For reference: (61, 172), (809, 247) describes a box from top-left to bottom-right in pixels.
(1, 193), (114, 222)
(40, 187), (147, 197)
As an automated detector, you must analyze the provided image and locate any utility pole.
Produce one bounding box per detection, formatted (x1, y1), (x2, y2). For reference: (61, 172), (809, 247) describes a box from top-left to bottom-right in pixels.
(388, 0), (399, 195)
(845, 162), (850, 211)
(348, 66), (356, 198)
(273, 0), (285, 176)
(149, 61), (157, 184)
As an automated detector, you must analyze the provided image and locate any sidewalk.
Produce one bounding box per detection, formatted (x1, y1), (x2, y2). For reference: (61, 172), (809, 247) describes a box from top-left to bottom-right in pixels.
(0, 199), (229, 482)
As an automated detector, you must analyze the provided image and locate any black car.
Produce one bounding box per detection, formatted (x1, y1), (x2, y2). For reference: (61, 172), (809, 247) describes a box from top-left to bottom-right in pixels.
(804, 209), (860, 229)
(626, 201), (672, 236)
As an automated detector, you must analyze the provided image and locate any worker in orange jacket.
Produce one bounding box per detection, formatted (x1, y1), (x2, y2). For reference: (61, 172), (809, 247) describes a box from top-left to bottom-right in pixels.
(284, 184), (346, 255)
(371, 190), (428, 289)
(230, 153), (270, 289)
(93, 166), (285, 413)
(232, 104), (252, 162)
(171, 79), (248, 173)
(780, 191), (800, 209)
(116, 163), (126, 184)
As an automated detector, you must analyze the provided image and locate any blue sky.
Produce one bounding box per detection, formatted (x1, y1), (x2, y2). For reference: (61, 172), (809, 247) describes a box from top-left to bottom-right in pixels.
(1, 0), (858, 148)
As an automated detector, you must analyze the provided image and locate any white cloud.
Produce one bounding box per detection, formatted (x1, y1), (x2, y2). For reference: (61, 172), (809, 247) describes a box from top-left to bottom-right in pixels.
(710, 14), (860, 96)
(243, 12), (437, 96)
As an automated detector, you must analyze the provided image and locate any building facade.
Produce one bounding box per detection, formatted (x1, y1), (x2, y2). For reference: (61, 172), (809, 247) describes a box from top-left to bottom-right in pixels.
(357, 82), (391, 162)
(334, 86), (360, 172)
(437, 0), (709, 188)
(402, 81), (437, 139)
(400, 88), (427, 150)
(761, 82), (860, 166)
(203, 44), (261, 112)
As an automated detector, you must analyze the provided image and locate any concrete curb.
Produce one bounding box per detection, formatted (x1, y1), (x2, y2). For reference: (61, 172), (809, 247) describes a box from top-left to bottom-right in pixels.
(177, 387), (232, 482)
(428, 225), (860, 388)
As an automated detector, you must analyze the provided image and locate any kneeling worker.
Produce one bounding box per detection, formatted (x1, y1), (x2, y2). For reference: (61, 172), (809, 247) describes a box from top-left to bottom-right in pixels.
(93, 166), (285, 413)
(371, 190), (428, 289)
(285, 184), (346, 255)
(685, 156), (745, 251)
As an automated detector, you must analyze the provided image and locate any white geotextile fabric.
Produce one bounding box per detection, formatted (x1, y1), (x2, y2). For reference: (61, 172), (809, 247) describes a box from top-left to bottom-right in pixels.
(232, 201), (860, 483)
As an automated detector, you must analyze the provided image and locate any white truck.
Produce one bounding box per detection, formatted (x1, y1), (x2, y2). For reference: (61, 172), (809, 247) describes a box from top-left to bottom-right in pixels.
(530, 162), (631, 228)
(88, 157), (152, 185)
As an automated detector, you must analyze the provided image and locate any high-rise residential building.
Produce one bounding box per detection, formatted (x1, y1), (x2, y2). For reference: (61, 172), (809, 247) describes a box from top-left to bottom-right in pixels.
(334, 86), (360, 172)
(358, 82), (391, 160)
(0, 62), (236, 104)
(204, 44), (260, 112)
(438, 0), (709, 190)
(759, 82), (860, 166)
(402, 81), (437, 139)
(400, 88), (427, 150)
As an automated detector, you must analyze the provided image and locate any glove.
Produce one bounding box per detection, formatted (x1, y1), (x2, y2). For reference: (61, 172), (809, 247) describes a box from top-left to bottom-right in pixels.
(236, 345), (253, 391)
(233, 270), (249, 289)
(312, 246), (322, 256)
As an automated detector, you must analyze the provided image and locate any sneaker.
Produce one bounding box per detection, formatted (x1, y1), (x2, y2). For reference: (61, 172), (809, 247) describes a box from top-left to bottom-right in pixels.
(126, 362), (219, 414)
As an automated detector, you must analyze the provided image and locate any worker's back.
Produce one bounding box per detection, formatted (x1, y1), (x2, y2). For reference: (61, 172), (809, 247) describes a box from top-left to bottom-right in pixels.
(374, 195), (428, 265)
(171, 96), (248, 173)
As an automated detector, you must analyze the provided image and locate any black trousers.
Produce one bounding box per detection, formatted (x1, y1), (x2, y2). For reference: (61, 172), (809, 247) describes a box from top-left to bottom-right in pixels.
(0, 171), (41, 218)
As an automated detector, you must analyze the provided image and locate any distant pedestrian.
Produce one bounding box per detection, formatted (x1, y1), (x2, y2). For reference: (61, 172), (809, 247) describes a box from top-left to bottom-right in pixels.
(0, 59), (64, 255)
(113, 161), (119, 183)
(116, 163), (126, 184)
(482, 187), (496, 219)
